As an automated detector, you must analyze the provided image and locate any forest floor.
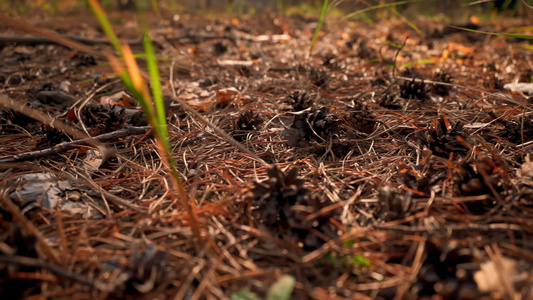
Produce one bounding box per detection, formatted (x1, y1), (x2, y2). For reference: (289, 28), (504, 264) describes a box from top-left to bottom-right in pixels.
(1, 9), (532, 299)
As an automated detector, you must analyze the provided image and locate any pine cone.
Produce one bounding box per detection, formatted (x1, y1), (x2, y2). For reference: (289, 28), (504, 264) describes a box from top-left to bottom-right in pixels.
(417, 115), (468, 158)
(309, 67), (328, 87)
(288, 91), (313, 111)
(400, 78), (428, 100)
(500, 116), (533, 144)
(252, 166), (308, 229)
(123, 244), (173, 294)
(452, 160), (505, 214)
(377, 93), (402, 110)
(431, 71), (453, 96)
(413, 242), (480, 299)
(400, 166), (432, 197)
(454, 160), (503, 197)
(0, 108), (36, 129)
(283, 107), (341, 145)
(348, 103), (377, 133)
(251, 166), (339, 249)
(81, 104), (126, 136)
(37, 125), (70, 148)
(233, 110), (262, 141)
(375, 186), (414, 221)
(484, 74), (505, 90)
(305, 107), (341, 141)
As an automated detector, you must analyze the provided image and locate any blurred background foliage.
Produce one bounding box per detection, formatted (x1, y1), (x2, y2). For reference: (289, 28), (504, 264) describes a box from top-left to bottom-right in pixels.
(0, 0), (528, 19)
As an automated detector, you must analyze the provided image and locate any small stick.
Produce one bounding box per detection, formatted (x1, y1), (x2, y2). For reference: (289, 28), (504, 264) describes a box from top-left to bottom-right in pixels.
(0, 126), (151, 164)
(0, 254), (103, 291)
(0, 32), (237, 46)
(0, 94), (115, 164)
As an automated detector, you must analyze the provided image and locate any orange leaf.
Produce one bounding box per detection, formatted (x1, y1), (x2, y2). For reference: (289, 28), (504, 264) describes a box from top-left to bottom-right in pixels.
(216, 88), (241, 107)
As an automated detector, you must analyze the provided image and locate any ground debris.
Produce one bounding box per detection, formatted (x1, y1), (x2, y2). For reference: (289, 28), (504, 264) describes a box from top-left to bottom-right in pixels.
(0, 10), (532, 299)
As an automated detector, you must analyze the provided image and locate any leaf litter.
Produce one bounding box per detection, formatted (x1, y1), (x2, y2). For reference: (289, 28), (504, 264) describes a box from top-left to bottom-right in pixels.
(0, 9), (533, 299)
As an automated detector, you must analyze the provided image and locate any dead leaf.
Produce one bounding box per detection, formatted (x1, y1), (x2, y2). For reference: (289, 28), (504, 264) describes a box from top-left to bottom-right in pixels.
(518, 155), (533, 178)
(100, 91), (136, 107)
(216, 88), (241, 107)
(504, 83), (533, 95)
(474, 257), (518, 299)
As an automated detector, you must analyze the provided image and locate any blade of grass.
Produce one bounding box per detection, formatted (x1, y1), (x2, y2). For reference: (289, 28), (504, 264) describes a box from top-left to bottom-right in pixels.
(342, 0), (426, 20)
(87, 0), (123, 55)
(386, 59), (436, 68)
(86, 0), (201, 238)
(119, 40), (200, 238)
(120, 44), (154, 117)
(309, 0), (330, 57)
(142, 33), (167, 141)
(138, 23), (200, 235)
(392, 8), (421, 33)
(448, 26), (533, 39)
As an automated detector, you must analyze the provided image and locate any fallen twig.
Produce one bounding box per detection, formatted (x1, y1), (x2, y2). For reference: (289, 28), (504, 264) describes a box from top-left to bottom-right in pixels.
(0, 32), (237, 46)
(0, 254), (104, 291)
(0, 93), (116, 164)
(0, 126), (151, 164)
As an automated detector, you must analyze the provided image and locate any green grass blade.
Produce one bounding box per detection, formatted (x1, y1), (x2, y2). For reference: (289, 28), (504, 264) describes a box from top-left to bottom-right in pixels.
(143, 32), (168, 142)
(231, 289), (261, 300)
(87, 0), (123, 55)
(309, 0), (330, 57)
(386, 59), (435, 68)
(448, 26), (533, 39)
(87, 0), (199, 237)
(342, 0), (425, 20)
(351, 254), (371, 267)
(393, 9), (420, 33)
